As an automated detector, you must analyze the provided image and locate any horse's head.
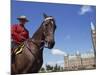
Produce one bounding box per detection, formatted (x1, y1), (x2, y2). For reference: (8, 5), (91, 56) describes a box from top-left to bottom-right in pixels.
(42, 13), (56, 49)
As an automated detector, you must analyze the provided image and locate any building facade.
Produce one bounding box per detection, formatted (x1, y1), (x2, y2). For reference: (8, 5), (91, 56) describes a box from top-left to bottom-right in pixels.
(64, 22), (96, 71)
(64, 52), (96, 71)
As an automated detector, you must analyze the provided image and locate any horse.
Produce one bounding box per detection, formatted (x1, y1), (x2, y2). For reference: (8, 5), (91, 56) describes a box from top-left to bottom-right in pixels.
(11, 13), (56, 74)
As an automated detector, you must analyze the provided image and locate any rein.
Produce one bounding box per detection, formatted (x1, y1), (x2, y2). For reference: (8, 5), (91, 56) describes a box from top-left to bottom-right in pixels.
(24, 16), (54, 61)
(31, 39), (44, 50)
(25, 39), (44, 56)
(24, 39), (44, 64)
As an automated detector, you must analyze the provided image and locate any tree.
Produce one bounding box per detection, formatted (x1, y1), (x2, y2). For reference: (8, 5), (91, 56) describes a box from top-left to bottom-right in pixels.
(53, 64), (59, 72)
(52, 64), (63, 72)
(39, 67), (46, 73)
(45, 64), (64, 72)
(46, 64), (53, 71)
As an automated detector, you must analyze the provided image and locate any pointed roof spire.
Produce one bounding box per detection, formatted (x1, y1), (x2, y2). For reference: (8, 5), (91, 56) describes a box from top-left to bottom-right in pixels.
(91, 22), (95, 30)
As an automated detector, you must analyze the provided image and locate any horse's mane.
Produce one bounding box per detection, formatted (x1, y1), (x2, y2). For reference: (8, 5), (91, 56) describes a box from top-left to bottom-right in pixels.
(32, 21), (44, 39)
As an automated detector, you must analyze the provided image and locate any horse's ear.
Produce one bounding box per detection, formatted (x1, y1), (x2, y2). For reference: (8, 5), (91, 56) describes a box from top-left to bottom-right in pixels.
(43, 13), (48, 18)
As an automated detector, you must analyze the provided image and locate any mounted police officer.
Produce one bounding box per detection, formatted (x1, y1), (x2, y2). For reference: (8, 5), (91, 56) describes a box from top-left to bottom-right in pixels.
(11, 16), (29, 53)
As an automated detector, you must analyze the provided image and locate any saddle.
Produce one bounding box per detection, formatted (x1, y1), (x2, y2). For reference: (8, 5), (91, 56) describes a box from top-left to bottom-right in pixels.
(11, 43), (25, 64)
(14, 43), (25, 55)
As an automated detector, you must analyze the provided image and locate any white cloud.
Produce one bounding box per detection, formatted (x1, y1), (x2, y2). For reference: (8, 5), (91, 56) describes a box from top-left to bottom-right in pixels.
(51, 48), (67, 56)
(79, 5), (92, 15)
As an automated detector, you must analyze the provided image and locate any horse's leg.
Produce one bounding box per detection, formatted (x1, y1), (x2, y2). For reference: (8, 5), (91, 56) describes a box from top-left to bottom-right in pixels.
(21, 47), (35, 73)
(11, 64), (18, 74)
(11, 64), (15, 74)
(21, 58), (34, 73)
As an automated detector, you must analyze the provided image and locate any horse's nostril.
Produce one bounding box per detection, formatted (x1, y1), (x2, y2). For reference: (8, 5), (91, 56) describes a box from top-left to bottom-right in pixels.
(49, 41), (55, 49)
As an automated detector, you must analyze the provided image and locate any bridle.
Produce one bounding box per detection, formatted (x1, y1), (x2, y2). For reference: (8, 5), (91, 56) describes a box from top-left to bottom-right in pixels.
(43, 17), (54, 48)
(43, 16), (54, 36)
(44, 17), (53, 21)
(27, 16), (54, 51)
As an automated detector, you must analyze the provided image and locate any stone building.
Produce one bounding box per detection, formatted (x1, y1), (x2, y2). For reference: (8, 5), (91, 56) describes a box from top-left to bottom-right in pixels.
(64, 51), (95, 71)
(64, 22), (96, 71)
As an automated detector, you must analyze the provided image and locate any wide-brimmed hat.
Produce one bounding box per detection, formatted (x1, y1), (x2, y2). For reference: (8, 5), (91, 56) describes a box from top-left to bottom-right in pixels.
(17, 16), (29, 22)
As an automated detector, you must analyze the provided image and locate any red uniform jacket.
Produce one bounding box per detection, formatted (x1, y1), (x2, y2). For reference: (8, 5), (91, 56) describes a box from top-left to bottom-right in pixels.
(11, 24), (29, 44)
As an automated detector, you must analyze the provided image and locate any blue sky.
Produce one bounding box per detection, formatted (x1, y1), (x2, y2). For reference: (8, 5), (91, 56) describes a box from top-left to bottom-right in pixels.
(11, 0), (96, 66)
